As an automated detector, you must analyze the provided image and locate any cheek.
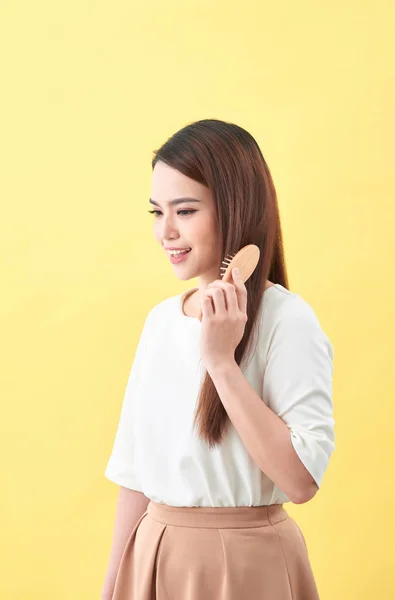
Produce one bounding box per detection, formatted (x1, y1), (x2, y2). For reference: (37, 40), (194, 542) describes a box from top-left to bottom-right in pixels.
(203, 220), (220, 253)
(191, 216), (221, 260)
(193, 213), (217, 241)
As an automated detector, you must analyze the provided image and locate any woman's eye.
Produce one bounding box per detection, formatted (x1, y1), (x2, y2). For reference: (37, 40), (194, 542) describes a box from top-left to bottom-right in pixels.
(148, 209), (197, 218)
(178, 210), (197, 216)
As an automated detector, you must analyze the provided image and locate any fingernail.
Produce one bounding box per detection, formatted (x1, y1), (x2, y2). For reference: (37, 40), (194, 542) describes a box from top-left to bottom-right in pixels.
(233, 268), (239, 276)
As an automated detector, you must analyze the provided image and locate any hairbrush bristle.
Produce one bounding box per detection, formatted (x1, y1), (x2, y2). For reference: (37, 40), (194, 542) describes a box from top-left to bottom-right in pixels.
(219, 252), (236, 278)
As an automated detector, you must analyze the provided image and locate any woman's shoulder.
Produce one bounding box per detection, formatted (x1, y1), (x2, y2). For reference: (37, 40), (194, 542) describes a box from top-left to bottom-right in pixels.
(262, 283), (322, 326)
(260, 283), (332, 354)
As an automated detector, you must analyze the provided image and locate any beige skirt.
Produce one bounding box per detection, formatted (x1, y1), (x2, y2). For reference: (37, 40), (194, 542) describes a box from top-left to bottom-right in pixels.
(111, 500), (320, 600)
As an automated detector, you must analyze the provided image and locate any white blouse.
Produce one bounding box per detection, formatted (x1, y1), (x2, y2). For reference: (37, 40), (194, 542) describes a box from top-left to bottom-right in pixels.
(105, 284), (335, 507)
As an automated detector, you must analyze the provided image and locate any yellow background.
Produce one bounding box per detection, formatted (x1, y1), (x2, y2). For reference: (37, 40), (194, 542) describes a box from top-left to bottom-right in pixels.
(1, 1), (394, 598)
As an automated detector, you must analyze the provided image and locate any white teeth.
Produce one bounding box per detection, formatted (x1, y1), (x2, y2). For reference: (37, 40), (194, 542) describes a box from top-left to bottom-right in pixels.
(169, 248), (191, 256)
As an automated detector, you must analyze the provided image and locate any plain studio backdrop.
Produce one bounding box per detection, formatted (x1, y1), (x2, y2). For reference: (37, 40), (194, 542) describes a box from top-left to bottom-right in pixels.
(0, 1), (394, 598)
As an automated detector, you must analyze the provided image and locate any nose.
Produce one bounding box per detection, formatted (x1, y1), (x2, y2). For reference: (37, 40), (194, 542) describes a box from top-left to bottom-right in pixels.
(159, 214), (179, 242)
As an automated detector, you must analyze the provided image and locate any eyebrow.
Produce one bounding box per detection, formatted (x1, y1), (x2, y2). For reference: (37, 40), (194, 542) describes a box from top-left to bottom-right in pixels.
(149, 197), (202, 207)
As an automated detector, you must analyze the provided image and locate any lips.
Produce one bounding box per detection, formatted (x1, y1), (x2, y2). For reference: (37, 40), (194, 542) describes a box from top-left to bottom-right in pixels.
(168, 248), (192, 264)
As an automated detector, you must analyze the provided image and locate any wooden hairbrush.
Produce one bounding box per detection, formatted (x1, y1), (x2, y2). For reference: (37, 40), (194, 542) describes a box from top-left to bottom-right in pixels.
(197, 244), (260, 320)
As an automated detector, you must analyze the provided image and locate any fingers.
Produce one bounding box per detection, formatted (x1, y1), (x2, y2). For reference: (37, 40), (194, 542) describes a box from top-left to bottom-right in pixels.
(207, 271), (248, 315)
(204, 286), (227, 315)
(201, 295), (214, 319)
(206, 278), (242, 315)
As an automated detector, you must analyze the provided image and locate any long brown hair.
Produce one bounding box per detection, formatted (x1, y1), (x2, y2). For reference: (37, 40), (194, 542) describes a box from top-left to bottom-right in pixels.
(152, 119), (288, 448)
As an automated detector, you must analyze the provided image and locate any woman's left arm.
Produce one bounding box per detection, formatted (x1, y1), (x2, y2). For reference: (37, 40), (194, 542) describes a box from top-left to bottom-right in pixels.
(201, 269), (334, 505)
(206, 359), (319, 504)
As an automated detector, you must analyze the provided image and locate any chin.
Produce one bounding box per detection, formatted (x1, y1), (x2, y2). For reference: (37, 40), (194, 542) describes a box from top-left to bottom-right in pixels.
(174, 272), (195, 281)
(172, 264), (200, 281)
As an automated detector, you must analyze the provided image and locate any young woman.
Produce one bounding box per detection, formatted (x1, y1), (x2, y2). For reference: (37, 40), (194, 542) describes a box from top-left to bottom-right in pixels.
(102, 119), (335, 600)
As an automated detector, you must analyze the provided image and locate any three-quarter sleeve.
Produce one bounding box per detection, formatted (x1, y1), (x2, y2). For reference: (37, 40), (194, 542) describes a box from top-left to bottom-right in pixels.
(105, 311), (152, 490)
(261, 300), (335, 488)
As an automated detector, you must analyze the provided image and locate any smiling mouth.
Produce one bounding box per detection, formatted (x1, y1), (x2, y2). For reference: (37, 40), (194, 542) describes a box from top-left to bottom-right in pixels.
(167, 248), (192, 256)
(168, 248), (192, 264)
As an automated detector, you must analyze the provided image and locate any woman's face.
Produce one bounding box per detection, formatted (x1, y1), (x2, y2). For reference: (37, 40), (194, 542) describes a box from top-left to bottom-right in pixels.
(150, 161), (222, 284)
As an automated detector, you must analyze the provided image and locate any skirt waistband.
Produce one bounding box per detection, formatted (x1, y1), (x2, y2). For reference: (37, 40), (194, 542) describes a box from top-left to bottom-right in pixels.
(147, 501), (288, 529)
